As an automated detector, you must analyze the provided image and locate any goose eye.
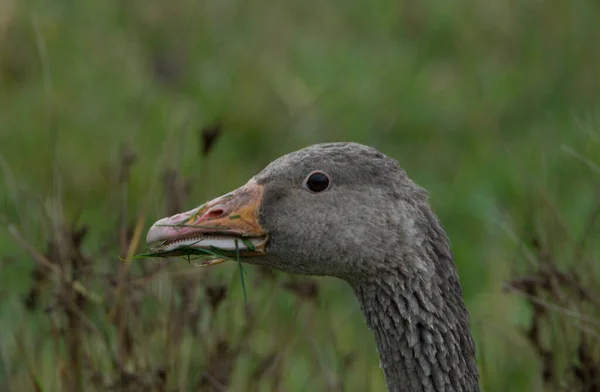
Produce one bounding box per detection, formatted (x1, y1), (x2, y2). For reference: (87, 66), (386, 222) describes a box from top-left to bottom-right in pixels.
(304, 171), (330, 192)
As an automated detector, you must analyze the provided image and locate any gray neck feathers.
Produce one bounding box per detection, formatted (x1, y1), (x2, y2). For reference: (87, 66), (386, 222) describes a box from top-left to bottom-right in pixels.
(350, 204), (480, 392)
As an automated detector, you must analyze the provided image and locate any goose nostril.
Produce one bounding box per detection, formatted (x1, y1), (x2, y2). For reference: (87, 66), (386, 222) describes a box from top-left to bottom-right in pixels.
(205, 208), (225, 220)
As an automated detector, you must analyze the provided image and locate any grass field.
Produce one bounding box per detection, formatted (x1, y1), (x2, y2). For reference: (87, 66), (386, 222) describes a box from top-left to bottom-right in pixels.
(1, 0), (600, 390)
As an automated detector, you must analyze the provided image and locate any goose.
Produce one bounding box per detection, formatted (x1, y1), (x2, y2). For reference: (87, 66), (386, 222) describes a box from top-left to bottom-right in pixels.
(145, 142), (480, 392)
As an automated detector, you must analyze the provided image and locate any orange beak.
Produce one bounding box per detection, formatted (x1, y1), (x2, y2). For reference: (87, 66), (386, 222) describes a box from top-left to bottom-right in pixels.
(145, 179), (267, 258)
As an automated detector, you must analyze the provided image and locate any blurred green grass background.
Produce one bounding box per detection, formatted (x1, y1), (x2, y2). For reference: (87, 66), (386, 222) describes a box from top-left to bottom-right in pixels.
(1, 0), (600, 391)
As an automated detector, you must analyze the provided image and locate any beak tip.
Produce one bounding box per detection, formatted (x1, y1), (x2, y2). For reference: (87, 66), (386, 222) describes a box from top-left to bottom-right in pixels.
(145, 226), (158, 246)
(145, 217), (168, 245)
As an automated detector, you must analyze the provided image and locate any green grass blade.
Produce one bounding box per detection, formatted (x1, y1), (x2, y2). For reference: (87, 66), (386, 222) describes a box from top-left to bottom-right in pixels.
(235, 239), (248, 306)
(241, 238), (256, 251)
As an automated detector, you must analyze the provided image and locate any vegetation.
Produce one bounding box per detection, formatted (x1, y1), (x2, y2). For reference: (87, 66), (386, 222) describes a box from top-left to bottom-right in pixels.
(1, 0), (599, 390)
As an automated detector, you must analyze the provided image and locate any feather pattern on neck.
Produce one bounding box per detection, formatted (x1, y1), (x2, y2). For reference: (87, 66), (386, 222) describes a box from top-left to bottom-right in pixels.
(351, 201), (480, 392)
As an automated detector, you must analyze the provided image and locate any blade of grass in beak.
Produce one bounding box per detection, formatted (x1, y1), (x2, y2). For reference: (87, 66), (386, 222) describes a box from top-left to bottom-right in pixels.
(134, 240), (237, 260)
(235, 239), (248, 306)
(241, 238), (256, 251)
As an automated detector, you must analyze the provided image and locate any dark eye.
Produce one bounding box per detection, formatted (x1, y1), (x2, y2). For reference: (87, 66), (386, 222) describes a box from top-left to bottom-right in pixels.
(304, 171), (330, 192)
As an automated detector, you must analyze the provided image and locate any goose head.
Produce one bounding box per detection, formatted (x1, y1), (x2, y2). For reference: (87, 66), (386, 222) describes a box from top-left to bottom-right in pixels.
(146, 142), (429, 284)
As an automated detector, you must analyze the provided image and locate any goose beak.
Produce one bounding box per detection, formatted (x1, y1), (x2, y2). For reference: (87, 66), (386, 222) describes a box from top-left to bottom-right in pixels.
(145, 179), (267, 257)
